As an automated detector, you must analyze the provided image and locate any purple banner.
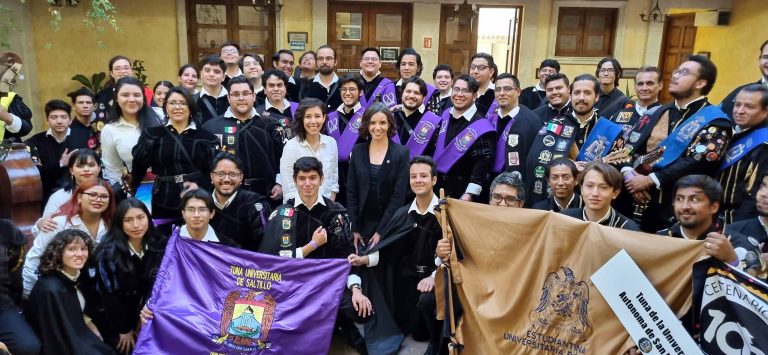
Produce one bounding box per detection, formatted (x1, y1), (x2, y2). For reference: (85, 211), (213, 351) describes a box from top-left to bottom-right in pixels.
(134, 235), (351, 354)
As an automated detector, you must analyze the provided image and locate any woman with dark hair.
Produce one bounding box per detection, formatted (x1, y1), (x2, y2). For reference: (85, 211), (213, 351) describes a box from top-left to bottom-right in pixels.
(25, 229), (114, 355)
(279, 98), (339, 202)
(101, 76), (162, 187)
(347, 102), (409, 250)
(151, 80), (174, 118)
(131, 86), (220, 230)
(93, 199), (166, 354)
(94, 55), (154, 125)
(34, 149), (102, 235)
(23, 179), (115, 296)
(177, 64), (199, 94)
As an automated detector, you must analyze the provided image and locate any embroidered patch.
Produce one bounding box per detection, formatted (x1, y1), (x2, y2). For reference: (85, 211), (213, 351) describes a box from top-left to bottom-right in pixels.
(543, 135), (556, 147)
(508, 134), (519, 147)
(507, 152), (520, 166)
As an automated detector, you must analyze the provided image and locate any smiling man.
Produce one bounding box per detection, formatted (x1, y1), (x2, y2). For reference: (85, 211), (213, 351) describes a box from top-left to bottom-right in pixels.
(395, 48), (436, 107)
(395, 77), (441, 158)
(358, 47), (397, 108)
(194, 55), (230, 124)
(532, 157), (584, 212)
(426, 64), (454, 115)
(255, 69), (298, 145)
(303, 45), (342, 111)
(209, 152), (271, 251)
(271, 49), (300, 102)
(469, 53), (497, 115)
(520, 59), (560, 110)
(717, 84), (768, 223)
(609, 67), (663, 140)
(594, 57), (631, 119)
(561, 163), (639, 230)
(219, 42), (242, 87)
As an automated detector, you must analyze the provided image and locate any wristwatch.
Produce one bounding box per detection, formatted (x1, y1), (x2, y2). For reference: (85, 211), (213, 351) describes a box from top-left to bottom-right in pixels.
(351, 283), (361, 290)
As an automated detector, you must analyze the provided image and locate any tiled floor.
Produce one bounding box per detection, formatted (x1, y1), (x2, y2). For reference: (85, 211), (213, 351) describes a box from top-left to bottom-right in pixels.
(328, 334), (429, 355)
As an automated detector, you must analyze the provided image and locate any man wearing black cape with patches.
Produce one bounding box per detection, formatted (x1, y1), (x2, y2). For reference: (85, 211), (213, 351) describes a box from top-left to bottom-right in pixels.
(348, 156), (443, 355)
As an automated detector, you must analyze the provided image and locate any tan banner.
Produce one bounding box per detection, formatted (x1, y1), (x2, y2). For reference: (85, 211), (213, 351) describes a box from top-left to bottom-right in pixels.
(436, 199), (706, 354)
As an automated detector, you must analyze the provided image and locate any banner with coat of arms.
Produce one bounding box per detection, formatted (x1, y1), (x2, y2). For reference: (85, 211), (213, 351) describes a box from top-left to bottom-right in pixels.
(134, 235), (351, 354)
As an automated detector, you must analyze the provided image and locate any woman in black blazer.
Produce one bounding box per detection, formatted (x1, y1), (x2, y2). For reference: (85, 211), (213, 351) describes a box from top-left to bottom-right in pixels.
(347, 102), (410, 252)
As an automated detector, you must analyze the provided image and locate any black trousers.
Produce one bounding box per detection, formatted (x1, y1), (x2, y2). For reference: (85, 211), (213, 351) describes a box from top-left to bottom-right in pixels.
(0, 308), (41, 355)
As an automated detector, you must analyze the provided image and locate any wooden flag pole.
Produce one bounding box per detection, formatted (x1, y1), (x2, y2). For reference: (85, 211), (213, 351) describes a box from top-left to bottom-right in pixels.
(439, 189), (461, 354)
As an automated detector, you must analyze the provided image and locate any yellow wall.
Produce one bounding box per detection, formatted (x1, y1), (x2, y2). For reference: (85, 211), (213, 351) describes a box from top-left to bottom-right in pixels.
(30, 0), (179, 116)
(693, 0), (765, 102)
(279, 0), (314, 52)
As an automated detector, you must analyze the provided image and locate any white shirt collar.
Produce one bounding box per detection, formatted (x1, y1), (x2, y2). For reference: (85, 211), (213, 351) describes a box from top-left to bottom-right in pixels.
(583, 207), (613, 224)
(337, 101), (362, 114)
(674, 96), (706, 111)
(254, 86), (264, 94)
(405, 104), (426, 116)
(360, 70), (381, 81)
(201, 85), (228, 99)
(572, 110), (597, 128)
(60, 269), (80, 281)
(117, 117), (139, 128)
(450, 104), (478, 121)
(408, 194), (439, 215)
(439, 89), (452, 100)
(635, 100), (659, 116)
(214, 190), (239, 210)
(288, 76), (296, 85)
(180, 224), (219, 242)
(226, 68), (243, 78)
(265, 98), (291, 112)
(224, 107), (258, 119)
(294, 195), (327, 210)
(128, 242), (144, 258)
(396, 78), (404, 86)
(762, 77), (768, 87)
(554, 193), (576, 210)
(45, 128), (71, 143)
(67, 215), (108, 242)
(165, 121), (197, 132)
(497, 105), (520, 119)
(313, 73), (339, 88)
(534, 83), (545, 92)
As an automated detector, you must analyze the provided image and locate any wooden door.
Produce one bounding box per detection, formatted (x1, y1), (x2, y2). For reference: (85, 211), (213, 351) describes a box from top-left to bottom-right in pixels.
(186, 0), (276, 66)
(658, 14), (696, 103)
(328, 2), (412, 80)
(438, 5), (478, 76)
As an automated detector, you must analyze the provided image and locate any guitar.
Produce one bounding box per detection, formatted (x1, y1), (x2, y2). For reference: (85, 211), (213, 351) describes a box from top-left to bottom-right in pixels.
(629, 146), (666, 223)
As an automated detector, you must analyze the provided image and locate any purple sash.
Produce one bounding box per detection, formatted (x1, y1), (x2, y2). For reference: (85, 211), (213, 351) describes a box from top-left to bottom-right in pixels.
(336, 108), (366, 162)
(423, 83), (437, 106)
(405, 111), (442, 159)
(492, 112), (519, 173)
(361, 78), (397, 109)
(486, 100), (499, 123)
(325, 111), (342, 142)
(434, 111), (495, 173)
(290, 101), (299, 116)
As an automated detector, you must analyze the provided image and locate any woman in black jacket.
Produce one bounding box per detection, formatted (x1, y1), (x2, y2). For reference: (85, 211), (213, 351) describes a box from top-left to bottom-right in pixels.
(346, 102), (410, 252)
(92, 199), (166, 354)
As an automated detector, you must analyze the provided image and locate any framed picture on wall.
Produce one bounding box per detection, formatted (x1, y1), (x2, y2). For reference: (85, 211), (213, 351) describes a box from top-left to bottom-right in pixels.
(621, 68), (639, 79)
(380, 47), (400, 63)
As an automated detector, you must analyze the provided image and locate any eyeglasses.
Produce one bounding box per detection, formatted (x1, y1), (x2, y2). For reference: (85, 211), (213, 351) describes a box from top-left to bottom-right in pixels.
(490, 193), (519, 206)
(167, 100), (187, 108)
(672, 68), (692, 77)
(213, 171), (242, 179)
(497, 86), (518, 93)
(317, 56), (335, 62)
(340, 87), (359, 93)
(229, 91), (253, 99)
(81, 191), (110, 201)
(301, 57), (315, 62)
(221, 49), (239, 55)
(362, 57), (380, 63)
(184, 207), (211, 214)
(470, 65), (489, 71)
(452, 87), (473, 95)
(598, 68), (615, 74)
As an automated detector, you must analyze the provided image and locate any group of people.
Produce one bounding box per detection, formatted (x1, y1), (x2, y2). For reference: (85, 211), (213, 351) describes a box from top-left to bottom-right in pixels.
(1, 38), (767, 355)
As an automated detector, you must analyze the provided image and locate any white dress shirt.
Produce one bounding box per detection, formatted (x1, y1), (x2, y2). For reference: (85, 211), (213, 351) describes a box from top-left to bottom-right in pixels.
(23, 215), (107, 296)
(280, 134), (339, 202)
(100, 117), (140, 185)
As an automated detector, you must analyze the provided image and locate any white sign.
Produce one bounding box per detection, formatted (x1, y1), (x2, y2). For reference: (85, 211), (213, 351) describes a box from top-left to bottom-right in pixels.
(591, 250), (702, 355)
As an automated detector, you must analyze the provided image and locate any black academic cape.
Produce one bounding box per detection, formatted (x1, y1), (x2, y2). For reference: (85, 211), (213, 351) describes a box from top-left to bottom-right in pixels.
(725, 217), (768, 246)
(211, 190), (271, 251)
(560, 207), (641, 231)
(25, 272), (115, 355)
(356, 204), (442, 354)
(717, 121), (768, 224)
(495, 105), (545, 176)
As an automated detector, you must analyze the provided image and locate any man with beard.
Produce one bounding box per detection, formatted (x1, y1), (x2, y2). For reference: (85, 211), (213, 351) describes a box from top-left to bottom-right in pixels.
(658, 174), (764, 281)
(726, 172), (768, 280)
(717, 84), (768, 224)
(202, 76), (283, 202)
(532, 158), (584, 212)
(271, 49), (301, 102)
(358, 48), (397, 109)
(255, 69), (298, 145)
(395, 48), (436, 106)
(209, 152), (271, 251)
(426, 64), (454, 115)
(720, 40), (768, 119)
(594, 57), (631, 119)
(624, 55), (732, 232)
(469, 53), (496, 115)
(395, 77), (441, 159)
(240, 54), (265, 107)
(561, 163), (639, 230)
(485, 73), (542, 178)
(434, 75), (494, 202)
(303, 45), (342, 111)
(520, 59), (560, 110)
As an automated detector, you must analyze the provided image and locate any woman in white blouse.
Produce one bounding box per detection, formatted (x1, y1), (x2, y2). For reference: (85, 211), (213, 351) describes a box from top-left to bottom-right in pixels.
(280, 98), (339, 202)
(23, 179), (115, 296)
(100, 76), (162, 186)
